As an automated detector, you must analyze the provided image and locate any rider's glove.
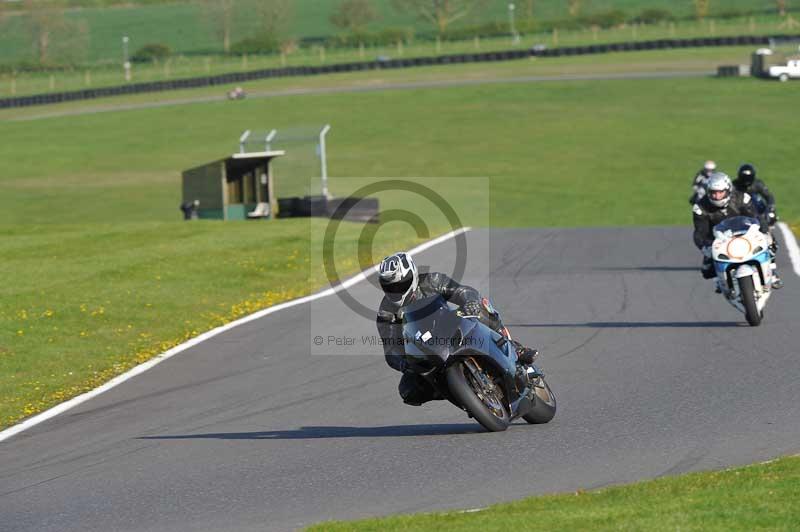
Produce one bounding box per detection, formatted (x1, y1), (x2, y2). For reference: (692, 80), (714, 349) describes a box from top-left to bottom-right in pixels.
(702, 246), (712, 259)
(461, 300), (483, 318)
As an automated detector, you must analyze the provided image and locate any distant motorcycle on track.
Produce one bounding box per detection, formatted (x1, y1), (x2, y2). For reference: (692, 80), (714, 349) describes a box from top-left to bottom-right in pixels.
(711, 216), (777, 326)
(401, 295), (556, 432)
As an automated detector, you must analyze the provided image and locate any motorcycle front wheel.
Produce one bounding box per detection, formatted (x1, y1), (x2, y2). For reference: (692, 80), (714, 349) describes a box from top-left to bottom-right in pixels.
(446, 360), (510, 432)
(739, 275), (762, 327)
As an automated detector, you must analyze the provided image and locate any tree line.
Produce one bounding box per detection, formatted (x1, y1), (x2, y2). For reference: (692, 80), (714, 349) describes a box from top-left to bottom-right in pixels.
(186, 0), (800, 54)
(0, 0), (796, 67)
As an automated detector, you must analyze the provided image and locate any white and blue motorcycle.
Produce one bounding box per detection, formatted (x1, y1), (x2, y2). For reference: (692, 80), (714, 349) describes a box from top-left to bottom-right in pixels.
(711, 216), (777, 326)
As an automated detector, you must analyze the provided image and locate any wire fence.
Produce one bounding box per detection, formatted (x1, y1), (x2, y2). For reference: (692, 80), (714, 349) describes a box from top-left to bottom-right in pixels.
(1, 34), (793, 110)
(237, 126), (331, 198)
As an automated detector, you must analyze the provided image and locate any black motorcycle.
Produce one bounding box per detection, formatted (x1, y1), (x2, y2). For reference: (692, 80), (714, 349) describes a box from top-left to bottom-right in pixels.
(402, 295), (556, 432)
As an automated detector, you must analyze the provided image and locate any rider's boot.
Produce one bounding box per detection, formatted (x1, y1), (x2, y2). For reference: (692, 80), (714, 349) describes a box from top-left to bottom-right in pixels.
(701, 257), (716, 279)
(499, 325), (538, 365)
(714, 279), (722, 294)
(769, 262), (784, 290)
(512, 340), (538, 366)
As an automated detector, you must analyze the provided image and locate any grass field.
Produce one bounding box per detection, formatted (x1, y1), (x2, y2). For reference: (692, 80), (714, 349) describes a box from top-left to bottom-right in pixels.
(2, 71), (798, 225)
(308, 454), (800, 531)
(2, 52), (799, 428)
(2, 14), (798, 98)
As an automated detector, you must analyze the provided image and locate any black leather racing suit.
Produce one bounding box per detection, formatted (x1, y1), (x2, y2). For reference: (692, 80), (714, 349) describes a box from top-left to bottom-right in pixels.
(692, 190), (766, 278)
(376, 272), (503, 405)
(732, 177), (777, 225)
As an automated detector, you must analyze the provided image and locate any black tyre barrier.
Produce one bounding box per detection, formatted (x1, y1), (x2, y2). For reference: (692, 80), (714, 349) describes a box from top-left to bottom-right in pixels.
(0, 34), (790, 109)
(277, 195), (379, 222)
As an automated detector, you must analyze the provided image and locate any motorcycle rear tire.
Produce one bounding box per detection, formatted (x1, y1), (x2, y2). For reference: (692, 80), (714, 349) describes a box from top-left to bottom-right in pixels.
(446, 361), (510, 432)
(739, 276), (762, 327)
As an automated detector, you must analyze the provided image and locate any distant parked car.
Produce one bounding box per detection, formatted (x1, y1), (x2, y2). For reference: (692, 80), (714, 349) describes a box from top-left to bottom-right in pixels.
(769, 59), (800, 82)
(751, 48), (800, 81)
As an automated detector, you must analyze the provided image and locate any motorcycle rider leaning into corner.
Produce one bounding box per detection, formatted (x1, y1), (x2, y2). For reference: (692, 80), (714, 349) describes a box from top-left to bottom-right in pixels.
(375, 252), (538, 406)
(692, 171), (783, 290)
(689, 160), (718, 205)
(733, 163), (779, 229)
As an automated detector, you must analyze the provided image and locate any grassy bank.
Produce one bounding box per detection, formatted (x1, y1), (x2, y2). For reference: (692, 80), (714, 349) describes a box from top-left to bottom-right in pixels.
(2, 67), (798, 428)
(308, 454), (800, 531)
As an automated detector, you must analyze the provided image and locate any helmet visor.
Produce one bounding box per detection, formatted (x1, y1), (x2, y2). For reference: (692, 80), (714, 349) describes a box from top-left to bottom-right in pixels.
(709, 189), (729, 202)
(380, 275), (414, 304)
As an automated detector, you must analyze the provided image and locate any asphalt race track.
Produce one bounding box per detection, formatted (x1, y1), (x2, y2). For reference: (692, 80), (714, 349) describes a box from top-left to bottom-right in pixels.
(9, 70), (709, 122)
(1, 227), (799, 532)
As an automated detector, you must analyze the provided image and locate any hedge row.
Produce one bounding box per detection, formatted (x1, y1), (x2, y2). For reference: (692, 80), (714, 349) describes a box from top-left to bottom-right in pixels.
(307, 6), (800, 48)
(0, 35), (783, 109)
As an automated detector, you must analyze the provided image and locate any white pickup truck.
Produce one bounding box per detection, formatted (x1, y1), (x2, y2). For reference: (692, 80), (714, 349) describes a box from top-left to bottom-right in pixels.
(769, 59), (800, 82)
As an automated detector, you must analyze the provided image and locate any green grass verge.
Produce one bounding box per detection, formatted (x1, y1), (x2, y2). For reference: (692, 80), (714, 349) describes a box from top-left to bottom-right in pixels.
(2, 56), (799, 428)
(0, 219), (431, 427)
(308, 455), (800, 531)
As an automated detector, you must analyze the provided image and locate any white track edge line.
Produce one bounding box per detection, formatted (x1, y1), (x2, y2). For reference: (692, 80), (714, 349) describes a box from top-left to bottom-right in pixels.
(777, 222), (800, 277)
(0, 227), (471, 443)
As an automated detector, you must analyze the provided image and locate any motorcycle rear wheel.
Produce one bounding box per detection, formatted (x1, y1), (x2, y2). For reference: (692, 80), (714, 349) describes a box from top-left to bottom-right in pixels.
(446, 360), (510, 432)
(739, 276), (762, 327)
(522, 376), (557, 424)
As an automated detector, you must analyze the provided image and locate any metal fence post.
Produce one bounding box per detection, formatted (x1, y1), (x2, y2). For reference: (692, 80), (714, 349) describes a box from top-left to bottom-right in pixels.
(239, 130), (251, 154)
(319, 124), (331, 198)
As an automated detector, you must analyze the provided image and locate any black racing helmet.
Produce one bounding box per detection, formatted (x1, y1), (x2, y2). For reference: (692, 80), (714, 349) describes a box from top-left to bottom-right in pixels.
(737, 163), (756, 187)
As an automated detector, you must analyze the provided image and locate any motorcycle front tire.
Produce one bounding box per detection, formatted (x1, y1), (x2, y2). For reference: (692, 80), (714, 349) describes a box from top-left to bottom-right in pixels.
(446, 361), (510, 432)
(739, 275), (762, 327)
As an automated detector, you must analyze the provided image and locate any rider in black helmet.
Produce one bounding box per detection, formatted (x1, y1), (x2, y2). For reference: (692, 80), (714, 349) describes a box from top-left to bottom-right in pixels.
(733, 163), (778, 227)
(376, 252), (537, 406)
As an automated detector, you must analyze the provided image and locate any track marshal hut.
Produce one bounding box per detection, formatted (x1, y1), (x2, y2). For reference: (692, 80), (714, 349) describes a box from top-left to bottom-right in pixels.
(181, 150), (284, 220)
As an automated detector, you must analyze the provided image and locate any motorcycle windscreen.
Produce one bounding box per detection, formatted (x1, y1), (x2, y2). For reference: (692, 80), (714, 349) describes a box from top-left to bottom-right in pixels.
(713, 216), (761, 239)
(402, 295), (462, 361)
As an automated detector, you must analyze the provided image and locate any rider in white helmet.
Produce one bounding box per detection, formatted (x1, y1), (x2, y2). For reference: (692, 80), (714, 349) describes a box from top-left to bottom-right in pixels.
(692, 172), (782, 289)
(689, 160), (717, 204)
(376, 252), (538, 406)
